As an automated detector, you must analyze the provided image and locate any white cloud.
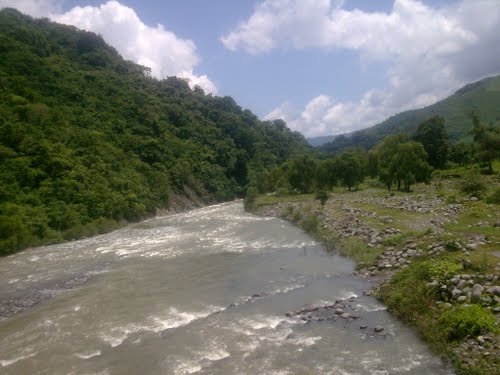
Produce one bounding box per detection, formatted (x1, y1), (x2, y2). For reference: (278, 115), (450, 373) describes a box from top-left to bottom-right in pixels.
(0, 0), (63, 17)
(228, 0), (500, 136)
(0, 0), (216, 94)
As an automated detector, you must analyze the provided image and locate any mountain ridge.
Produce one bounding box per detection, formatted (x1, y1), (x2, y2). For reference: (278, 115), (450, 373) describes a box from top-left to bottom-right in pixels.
(320, 75), (500, 153)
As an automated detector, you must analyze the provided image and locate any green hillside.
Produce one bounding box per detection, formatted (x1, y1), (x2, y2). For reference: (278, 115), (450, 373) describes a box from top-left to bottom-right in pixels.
(0, 9), (311, 254)
(321, 75), (500, 154)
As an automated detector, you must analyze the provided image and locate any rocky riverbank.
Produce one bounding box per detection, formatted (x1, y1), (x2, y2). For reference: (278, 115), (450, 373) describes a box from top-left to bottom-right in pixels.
(252, 188), (499, 375)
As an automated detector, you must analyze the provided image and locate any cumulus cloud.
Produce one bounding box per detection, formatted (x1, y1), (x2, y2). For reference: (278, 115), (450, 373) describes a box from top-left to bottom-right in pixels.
(0, 0), (63, 17)
(0, 0), (216, 93)
(228, 0), (500, 136)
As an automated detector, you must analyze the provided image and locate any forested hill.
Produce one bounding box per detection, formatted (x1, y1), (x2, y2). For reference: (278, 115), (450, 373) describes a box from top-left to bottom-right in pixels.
(320, 75), (500, 154)
(0, 9), (311, 254)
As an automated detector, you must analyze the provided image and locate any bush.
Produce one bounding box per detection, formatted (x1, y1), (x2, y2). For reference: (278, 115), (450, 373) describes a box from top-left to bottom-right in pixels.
(460, 170), (487, 198)
(439, 305), (498, 340)
(243, 187), (258, 210)
(428, 259), (464, 282)
(485, 187), (500, 204)
(280, 204), (294, 218)
(315, 190), (328, 206)
(444, 240), (462, 252)
(301, 214), (320, 234)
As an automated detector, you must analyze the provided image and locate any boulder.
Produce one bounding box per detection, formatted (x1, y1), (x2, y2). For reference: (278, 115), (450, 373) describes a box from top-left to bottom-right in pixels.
(471, 284), (484, 303)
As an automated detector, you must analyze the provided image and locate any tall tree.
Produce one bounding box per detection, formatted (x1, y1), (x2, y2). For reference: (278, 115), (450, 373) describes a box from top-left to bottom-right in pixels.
(413, 116), (448, 169)
(337, 150), (366, 191)
(389, 142), (432, 192)
(372, 133), (409, 190)
(469, 111), (500, 174)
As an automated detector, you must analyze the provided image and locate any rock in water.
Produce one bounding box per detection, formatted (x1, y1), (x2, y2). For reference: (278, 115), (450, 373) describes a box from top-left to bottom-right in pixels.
(374, 325), (384, 333)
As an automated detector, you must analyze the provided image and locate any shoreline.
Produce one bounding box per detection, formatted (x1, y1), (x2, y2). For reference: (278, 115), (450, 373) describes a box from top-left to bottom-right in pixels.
(249, 189), (499, 375)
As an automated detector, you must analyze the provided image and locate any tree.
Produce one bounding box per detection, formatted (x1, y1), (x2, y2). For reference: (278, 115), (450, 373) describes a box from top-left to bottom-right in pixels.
(469, 111), (500, 174)
(449, 142), (473, 166)
(413, 116), (448, 169)
(389, 142), (432, 192)
(287, 156), (317, 193)
(315, 158), (337, 190)
(337, 150), (366, 191)
(372, 133), (409, 190)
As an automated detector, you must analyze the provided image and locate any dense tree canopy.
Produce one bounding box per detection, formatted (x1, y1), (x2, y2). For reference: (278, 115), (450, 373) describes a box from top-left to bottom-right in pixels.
(469, 111), (500, 173)
(413, 116), (449, 169)
(0, 9), (311, 254)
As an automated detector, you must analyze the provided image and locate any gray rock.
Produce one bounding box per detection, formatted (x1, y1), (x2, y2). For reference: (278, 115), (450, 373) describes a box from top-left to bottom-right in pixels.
(427, 280), (439, 287)
(457, 279), (467, 290)
(360, 325), (368, 329)
(457, 296), (467, 303)
(451, 288), (462, 299)
(407, 249), (418, 257)
(340, 313), (351, 319)
(471, 284), (484, 303)
(335, 308), (344, 315)
(466, 243), (478, 251)
(470, 196), (479, 201)
(486, 286), (500, 296)
(374, 325), (384, 333)
(303, 304), (320, 312)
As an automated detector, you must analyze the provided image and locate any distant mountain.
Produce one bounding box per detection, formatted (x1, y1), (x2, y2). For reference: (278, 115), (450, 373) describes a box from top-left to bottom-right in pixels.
(320, 75), (500, 154)
(307, 135), (336, 147)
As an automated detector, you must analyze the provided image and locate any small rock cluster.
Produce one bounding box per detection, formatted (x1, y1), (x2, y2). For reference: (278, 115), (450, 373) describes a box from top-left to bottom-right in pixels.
(453, 334), (499, 373)
(429, 273), (500, 310)
(354, 195), (462, 215)
(285, 298), (389, 335)
(362, 241), (421, 276)
(285, 297), (361, 323)
(427, 236), (488, 257)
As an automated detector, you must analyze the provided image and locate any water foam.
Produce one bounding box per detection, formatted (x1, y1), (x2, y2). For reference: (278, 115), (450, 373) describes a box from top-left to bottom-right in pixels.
(0, 351), (37, 367)
(75, 350), (101, 359)
(99, 305), (224, 347)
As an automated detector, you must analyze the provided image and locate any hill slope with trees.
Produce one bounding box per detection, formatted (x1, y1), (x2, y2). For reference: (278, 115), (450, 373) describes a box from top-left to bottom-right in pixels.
(320, 75), (500, 154)
(0, 9), (311, 254)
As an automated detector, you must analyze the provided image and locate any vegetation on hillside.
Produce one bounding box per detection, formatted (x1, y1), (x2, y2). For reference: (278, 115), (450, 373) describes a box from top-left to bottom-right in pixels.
(319, 75), (500, 154)
(248, 112), (498, 200)
(0, 9), (311, 254)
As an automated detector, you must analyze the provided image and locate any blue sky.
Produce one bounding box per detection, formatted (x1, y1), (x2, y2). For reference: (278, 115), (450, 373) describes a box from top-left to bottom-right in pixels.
(2, 0), (500, 137)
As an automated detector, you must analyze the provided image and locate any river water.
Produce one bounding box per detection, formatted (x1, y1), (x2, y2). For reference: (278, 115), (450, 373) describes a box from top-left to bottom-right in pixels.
(0, 202), (453, 375)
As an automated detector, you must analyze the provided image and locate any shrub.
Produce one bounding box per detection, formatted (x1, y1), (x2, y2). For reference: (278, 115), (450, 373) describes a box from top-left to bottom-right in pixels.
(444, 240), (462, 252)
(315, 190), (328, 206)
(280, 204), (294, 218)
(439, 305), (498, 340)
(243, 187), (258, 210)
(428, 259), (463, 282)
(460, 170), (487, 198)
(301, 214), (319, 234)
(485, 187), (500, 204)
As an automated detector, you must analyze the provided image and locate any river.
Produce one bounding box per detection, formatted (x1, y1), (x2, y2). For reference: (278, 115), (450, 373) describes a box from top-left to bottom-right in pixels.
(0, 202), (453, 374)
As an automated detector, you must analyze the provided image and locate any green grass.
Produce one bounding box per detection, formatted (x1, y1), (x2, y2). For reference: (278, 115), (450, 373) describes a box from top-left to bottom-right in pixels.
(445, 202), (500, 239)
(339, 237), (385, 269)
(254, 193), (314, 207)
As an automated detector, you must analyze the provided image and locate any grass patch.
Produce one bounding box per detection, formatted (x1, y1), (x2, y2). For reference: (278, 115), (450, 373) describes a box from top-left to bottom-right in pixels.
(254, 193), (314, 207)
(445, 203), (500, 239)
(339, 237), (384, 269)
(440, 305), (498, 340)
